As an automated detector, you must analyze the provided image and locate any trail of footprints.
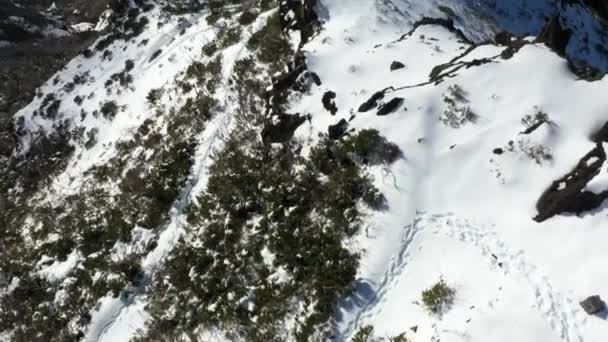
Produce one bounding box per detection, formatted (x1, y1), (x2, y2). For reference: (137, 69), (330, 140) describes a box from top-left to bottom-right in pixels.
(343, 212), (586, 342)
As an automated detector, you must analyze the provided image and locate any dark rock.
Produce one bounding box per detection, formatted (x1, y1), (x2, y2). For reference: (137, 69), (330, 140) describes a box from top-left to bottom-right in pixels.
(322, 91), (338, 115)
(309, 72), (322, 86)
(261, 113), (309, 144)
(390, 61), (406, 71)
(400, 17), (472, 45)
(494, 31), (513, 46)
(493, 148), (504, 155)
(279, 0), (319, 46)
(294, 71), (322, 93)
(410, 325), (418, 333)
(568, 59), (605, 82)
(580, 295), (606, 315)
(592, 121), (608, 143)
(536, 16), (572, 57)
(328, 119), (349, 140)
(358, 91), (385, 112)
(377, 97), (404, 116)
(500, 39), (528, 60)
(581, 0), (608, 24)
(534, 144), (608, 222)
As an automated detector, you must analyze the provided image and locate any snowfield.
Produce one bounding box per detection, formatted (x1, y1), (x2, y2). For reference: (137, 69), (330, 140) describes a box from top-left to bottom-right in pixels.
(287, 1), (608, 341)
(4, 0), (608, 341)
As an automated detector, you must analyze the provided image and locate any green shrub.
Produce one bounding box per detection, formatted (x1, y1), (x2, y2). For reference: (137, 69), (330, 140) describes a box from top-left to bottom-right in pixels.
(390, 333), (411, 342)
(201, 41), (218, 56)
(352, 325), (374, 342)
(220, 26), (242, 48)
(238, 10), (259, 25)
(100, 101), (119, 120)
(247, 12), (292, 73)
(422, 278), (455, 315)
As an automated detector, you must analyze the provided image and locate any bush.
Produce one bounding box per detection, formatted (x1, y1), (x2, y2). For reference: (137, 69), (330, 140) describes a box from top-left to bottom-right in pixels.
(238, 10), (259, 25)
(390, 333), (411, 342)
(247, 12), (292, 73)
(100, 101), (119, 120)
(441, 84), (477, 128)
(220, 26), (242, 48)
(352, 325), (374, 342)
(201, 41), (218, 56)
(422, 278), (455, 315)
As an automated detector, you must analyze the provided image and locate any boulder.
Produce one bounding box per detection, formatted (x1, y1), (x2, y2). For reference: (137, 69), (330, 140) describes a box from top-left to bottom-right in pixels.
(261, 113), (309, 144)
(493, 148), (504, 155)
(328, 119), (349, 140)
(536, 16), (572, 56)
(390, 61), (406, 71)
(580, 295), (606, 315)
(322, 91), (338, 115)
(377, 97), (404, 116)
(358, 91), (385, 112)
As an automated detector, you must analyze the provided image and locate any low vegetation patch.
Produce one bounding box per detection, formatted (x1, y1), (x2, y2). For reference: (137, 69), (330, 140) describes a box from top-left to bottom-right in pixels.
(422, 278), (456, 316)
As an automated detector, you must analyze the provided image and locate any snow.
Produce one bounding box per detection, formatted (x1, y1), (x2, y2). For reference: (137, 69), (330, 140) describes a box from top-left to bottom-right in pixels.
(7, 1), (608, 341)
(72, 22), (95, 32)
(285, 0), (608, 341)
(261, 245), (277, 267)
(83, 295), (148, 342)
(37, 250), (81, 283)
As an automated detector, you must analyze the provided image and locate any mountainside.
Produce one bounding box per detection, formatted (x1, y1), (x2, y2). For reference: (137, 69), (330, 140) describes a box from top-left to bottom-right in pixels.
(1, 1), (608, 341)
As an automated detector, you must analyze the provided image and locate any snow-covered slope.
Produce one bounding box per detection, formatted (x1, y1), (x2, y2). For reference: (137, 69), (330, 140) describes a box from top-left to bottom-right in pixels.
(1, 0), (608, 341)
(288, 1), (608, 341)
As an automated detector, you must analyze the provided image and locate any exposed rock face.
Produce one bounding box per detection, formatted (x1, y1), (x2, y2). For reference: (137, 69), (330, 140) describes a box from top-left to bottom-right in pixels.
(534, 143), (608, 222)
(592, 122), (608, 143)
(377, 97), (404, 116)
(494, 31), (513, 46)
(536, 16), (572, 57)
(581, 0), (608, 23)
(328, 119), (349, 140)
(568, 59), (605, 81)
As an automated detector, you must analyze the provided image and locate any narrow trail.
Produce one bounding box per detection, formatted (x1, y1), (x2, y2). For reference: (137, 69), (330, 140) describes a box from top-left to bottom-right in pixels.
(340, 212), (586, 342)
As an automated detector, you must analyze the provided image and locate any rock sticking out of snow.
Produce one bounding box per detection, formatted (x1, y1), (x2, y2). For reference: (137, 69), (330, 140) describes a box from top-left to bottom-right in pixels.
(580, 295), (606, 315)
(377, 97), (404, 116)
(328, 119), (349, 140)
(390, 61), (406, 71)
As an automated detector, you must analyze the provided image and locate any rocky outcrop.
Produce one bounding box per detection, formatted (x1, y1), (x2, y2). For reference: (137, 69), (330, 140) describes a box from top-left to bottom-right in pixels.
(280, 0), (320, 46)
(494, 31), (513, 46)
(328, 119), (349, 140)
(358, 91), (386, 112)
(567, 59), (605, 82)
(534, 143), (608, 222)
(377, 97), (404, 116)
(580, 295), (606, 315)
(592, 122), (608, 143)
(535, 16), (572, 57)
